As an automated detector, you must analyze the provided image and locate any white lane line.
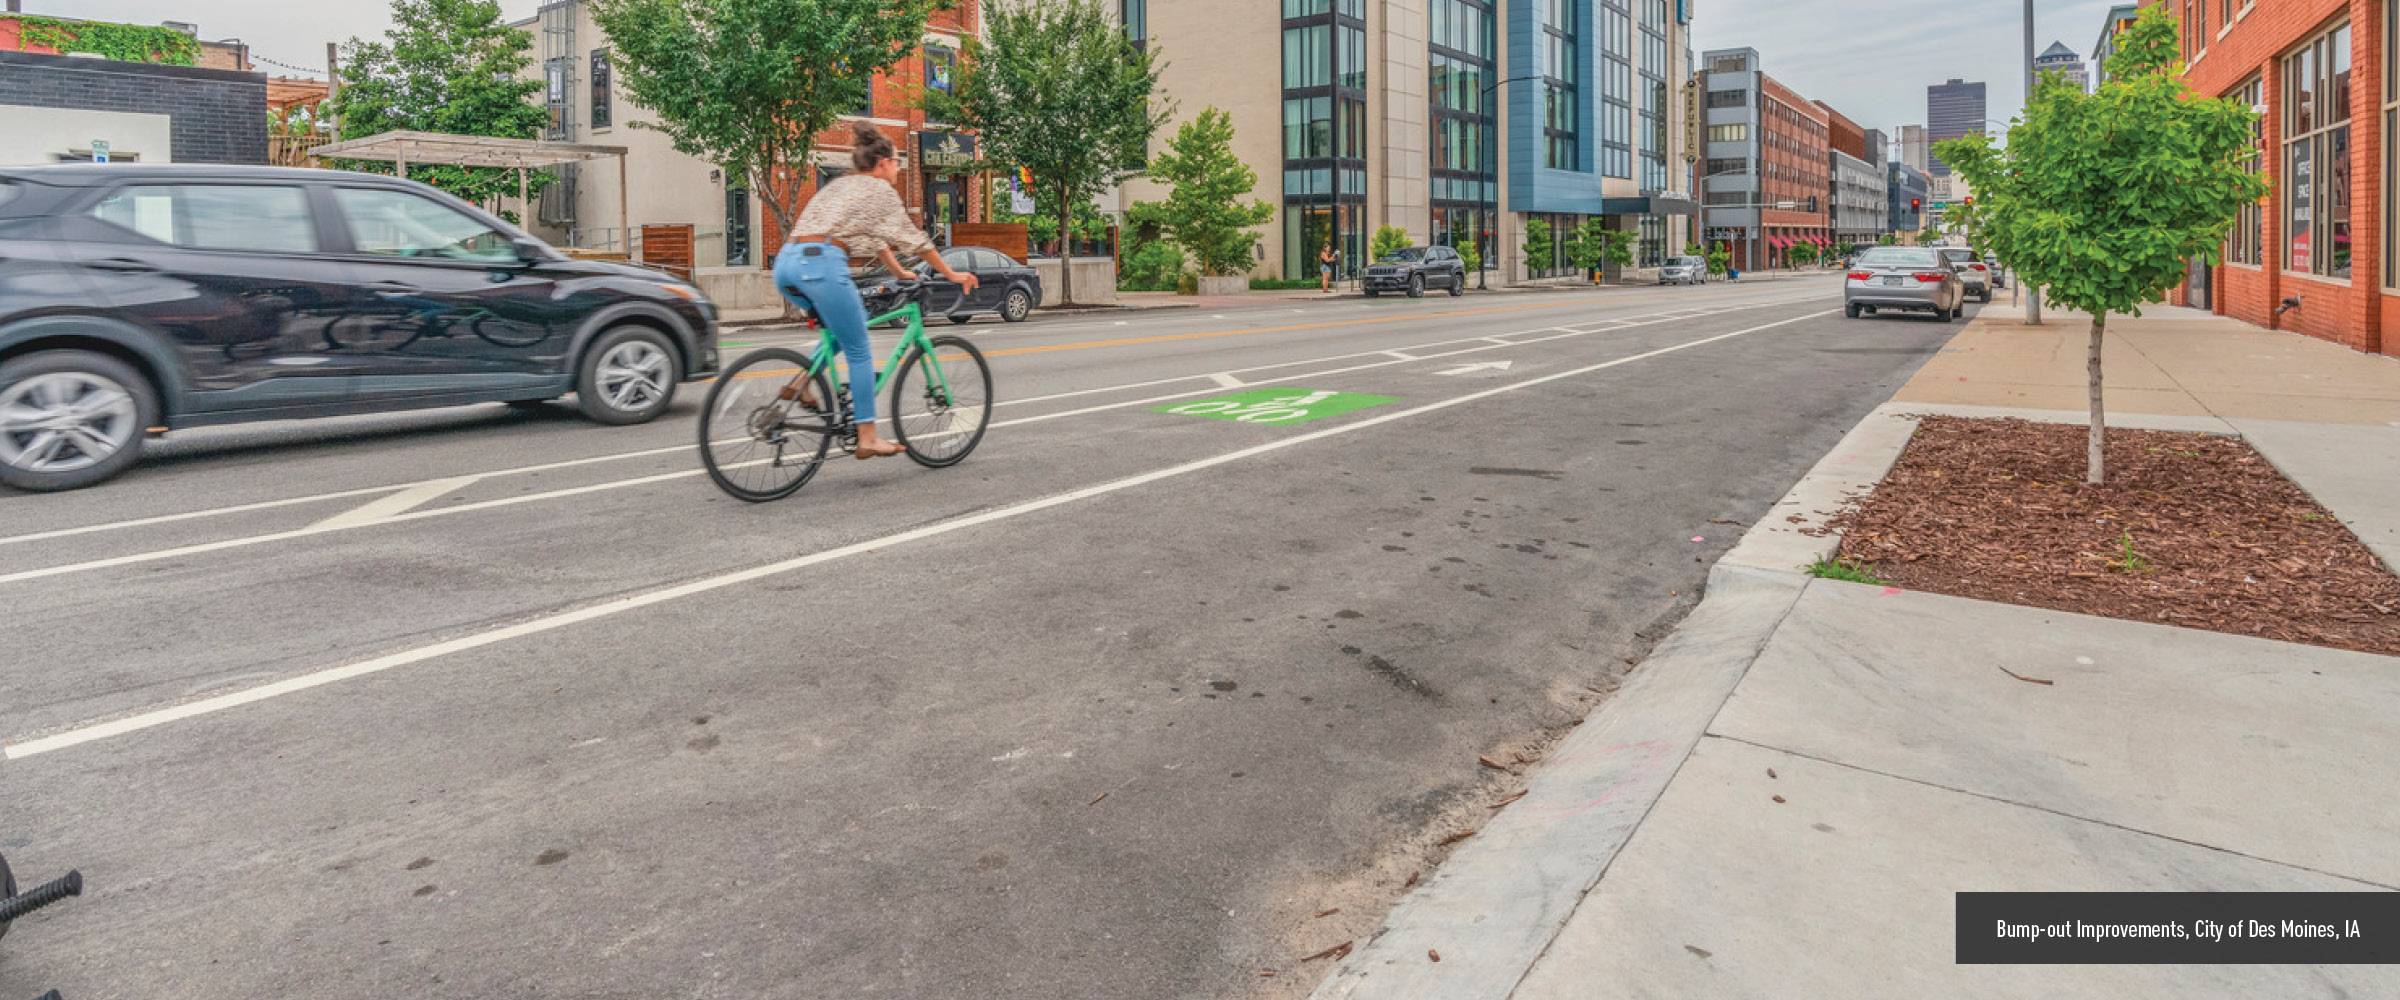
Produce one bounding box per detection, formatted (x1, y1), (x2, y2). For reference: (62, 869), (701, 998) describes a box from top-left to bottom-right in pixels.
(308, 476), (478, 531)
(1, 294), (1827, 557)
(1381, 350), (1420, 361)
(0, 483), (404, 548)
(1206, 373), (1246, 390)
(1, 308), (1836, 761)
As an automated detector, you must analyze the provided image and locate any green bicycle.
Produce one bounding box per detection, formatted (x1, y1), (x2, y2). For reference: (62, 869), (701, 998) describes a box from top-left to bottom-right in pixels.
(699, 280), (994, 502)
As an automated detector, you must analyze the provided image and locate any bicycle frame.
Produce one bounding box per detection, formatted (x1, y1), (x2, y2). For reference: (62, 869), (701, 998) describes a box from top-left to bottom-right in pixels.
(797, 300), (958, 417)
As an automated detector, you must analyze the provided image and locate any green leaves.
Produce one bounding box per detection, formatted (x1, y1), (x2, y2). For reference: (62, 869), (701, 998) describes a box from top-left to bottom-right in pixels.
(1370, 225), (1412, 262)
(1150, 109), (1276, 276)
(1567, 219), (1632, 274)
(1935, 3), (2262, 320)
(329, 0), (553, 205)
(591, 0), (944, 235)
(1521, 219), (1554, 273)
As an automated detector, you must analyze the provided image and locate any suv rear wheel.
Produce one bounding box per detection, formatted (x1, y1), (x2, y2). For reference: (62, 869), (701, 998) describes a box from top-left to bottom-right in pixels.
(577, 326), (679, 425)
(0, 349), (157, 492)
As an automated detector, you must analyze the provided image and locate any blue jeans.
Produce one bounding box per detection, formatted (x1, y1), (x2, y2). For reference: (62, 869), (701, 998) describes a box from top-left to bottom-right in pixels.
(774, 242), (878, 424)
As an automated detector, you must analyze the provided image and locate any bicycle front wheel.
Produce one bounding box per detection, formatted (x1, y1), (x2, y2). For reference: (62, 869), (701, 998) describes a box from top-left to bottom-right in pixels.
(699, 348), (839, 502)
(889, 334), (993, 468)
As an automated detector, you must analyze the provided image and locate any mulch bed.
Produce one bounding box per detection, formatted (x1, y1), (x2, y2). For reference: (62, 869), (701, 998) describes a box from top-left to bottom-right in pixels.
(1830, 416), (2400, 656)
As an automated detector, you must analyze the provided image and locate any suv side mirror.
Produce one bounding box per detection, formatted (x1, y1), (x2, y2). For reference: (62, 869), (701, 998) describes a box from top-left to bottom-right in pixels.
(510, 236), (548, 265)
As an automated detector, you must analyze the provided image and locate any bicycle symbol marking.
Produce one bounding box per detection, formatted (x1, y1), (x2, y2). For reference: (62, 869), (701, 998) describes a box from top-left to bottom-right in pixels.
(1154, 388), (1398, 426)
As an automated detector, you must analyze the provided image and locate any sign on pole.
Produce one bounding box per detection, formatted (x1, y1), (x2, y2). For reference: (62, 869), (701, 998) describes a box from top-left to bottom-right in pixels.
(91, 140), (110, 164)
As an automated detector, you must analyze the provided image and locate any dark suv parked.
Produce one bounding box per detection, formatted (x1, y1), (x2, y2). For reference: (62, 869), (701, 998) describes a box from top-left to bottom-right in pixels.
(0, 164), (718, 491)
(1363, 245), (1466, 298)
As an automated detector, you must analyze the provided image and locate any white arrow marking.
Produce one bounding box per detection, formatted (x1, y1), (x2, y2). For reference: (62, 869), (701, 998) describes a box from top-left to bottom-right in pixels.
(1435, 360), (1515, 376)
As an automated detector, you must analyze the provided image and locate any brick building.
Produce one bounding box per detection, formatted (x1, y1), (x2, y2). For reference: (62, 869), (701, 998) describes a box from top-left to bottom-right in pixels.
(0, 49), (266, 165)
(2153, 0), (2391, 355)
(1700, 48), (1832, 271)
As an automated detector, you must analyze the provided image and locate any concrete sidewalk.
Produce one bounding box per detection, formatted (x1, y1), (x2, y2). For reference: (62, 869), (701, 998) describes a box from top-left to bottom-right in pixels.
(1312, 305), (2400, 999)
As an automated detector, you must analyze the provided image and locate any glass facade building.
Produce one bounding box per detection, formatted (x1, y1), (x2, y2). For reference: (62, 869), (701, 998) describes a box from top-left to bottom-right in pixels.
(1281, 0), (1368, 279)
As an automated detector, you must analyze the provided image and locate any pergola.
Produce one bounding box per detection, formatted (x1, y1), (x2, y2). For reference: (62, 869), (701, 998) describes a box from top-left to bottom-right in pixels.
(308, 130), (633, 250)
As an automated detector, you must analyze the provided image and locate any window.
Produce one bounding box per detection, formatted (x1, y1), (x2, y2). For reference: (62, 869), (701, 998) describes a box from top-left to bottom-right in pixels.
(2389, 0), (2399, 288)
(89, 185), (318, 253)
(2229, 76), (2262, 266)
(725, 186), (751, 267)
(1705, 89), (1745, 108)
(1707, 123), (1747, 142)
(589, 49), (612, 130)
(1540, 0), (1578, 170)
(334, 188), (516, 263)
(1121, 0), (1145, 47)
(925, 45), (957, 97)
(1599, 0), (1633, 178)
(2284, 22), (2352, 278)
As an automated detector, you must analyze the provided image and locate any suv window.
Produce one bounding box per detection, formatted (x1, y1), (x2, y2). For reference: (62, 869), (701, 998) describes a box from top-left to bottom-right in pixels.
(334, 187), (516, 263)
(89, 184), (318, 253)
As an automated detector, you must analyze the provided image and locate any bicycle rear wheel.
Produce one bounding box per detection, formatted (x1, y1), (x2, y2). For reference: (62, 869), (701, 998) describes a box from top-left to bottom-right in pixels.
(699, 348), (839, 502)
(890, 334), (993, 468)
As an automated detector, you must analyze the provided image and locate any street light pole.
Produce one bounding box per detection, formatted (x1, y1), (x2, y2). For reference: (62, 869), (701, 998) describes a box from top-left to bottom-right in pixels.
(1479, 73), (1546, 290)
(2024, 0), (2045, 324)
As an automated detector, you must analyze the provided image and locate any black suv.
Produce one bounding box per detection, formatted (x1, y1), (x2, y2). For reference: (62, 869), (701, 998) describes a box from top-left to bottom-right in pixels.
(1362, 245), (1466, 298)
(0, 164), (719, 491)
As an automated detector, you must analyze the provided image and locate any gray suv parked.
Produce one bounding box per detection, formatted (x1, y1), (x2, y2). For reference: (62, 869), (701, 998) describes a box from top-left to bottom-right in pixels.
(0, 164), (720, 491)
(1363, 245), (1466, 298)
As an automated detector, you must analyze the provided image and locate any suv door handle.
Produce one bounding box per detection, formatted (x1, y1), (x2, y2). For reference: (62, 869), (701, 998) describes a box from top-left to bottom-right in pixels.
(366, 280), (423, 294)
(89, 257), (157, 273)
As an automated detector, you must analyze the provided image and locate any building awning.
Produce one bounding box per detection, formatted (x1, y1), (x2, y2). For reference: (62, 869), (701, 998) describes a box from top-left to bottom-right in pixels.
(308, 130), (629, 170)
(1600, 194), (1700, 217)
(1768, 236), (1788, 251)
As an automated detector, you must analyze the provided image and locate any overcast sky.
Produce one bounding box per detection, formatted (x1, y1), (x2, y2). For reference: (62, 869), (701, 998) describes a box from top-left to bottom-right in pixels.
(48, 0), (2123, 143)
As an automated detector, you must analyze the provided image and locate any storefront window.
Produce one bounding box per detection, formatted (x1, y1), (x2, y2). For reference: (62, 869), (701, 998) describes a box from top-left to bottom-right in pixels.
(2284, 22), (2352, 279)
(2229, 76), (2263, 266)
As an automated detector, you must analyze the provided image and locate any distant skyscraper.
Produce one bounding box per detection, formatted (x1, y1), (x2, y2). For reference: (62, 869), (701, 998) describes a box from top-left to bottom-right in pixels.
(1897, 124), (1928, 174)
(1926, 78), (1987, 177)
(2035, 41), (2089, 93)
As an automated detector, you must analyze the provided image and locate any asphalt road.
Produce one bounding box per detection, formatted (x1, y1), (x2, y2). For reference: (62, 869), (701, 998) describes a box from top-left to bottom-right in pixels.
(0, 276), (1967, 999)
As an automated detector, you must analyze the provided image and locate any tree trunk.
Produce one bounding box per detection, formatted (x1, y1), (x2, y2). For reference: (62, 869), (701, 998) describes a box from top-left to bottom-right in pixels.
(2087, 312), (2107, 485)
(1056, 179), (1075, 306)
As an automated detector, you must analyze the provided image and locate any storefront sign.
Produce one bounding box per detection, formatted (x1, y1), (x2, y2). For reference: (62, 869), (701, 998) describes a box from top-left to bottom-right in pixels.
(918, 131), (977, 173)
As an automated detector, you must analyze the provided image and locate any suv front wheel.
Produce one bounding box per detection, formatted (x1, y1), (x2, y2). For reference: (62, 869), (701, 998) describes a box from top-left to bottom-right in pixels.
(0, 349), (158, 492)
(577, 326), (680, 425)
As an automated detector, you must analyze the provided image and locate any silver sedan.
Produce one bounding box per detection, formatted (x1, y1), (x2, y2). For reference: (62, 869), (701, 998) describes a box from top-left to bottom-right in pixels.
(1844, 246), (1966, 322)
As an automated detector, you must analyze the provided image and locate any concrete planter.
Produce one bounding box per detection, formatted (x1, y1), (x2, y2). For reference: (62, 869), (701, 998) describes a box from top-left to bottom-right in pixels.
(1193, 275), (1248, 296)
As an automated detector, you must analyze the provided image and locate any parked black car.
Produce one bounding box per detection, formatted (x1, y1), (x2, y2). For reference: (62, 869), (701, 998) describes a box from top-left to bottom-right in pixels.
(920, 245), (1043, 323)
(1363, 245), (1466, 298)
(0, 164), (719, 491)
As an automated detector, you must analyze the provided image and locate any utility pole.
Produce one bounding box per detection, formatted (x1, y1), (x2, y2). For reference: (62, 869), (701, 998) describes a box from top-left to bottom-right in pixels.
(326, 42), (344, 136)
(2023, 0), (2045, 324)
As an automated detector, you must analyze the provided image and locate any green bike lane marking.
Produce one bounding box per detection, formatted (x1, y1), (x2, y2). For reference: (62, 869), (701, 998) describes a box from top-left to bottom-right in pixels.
(1153, 388), (1400, 425)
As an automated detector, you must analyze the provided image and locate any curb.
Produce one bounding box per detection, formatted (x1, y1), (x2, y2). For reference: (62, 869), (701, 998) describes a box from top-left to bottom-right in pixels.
(1307, 400), (1925, 1000)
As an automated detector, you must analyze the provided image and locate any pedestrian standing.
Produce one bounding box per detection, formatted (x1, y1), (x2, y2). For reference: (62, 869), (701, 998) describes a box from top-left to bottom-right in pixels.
(1318, 243), (1338, 293)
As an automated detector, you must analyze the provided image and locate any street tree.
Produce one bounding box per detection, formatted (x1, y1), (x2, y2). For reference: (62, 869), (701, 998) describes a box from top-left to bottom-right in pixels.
(928, 0), (1167, 304)
(1370, 225), (1411, 262)
(1569, 220), (1632, 281)
(328, 0), (551, 206)
(590, 0), (943, 245)
(1147, 109), (1276, 276)
(1784, 242), (1818, 270)
(1937, 4), (2263, 484)
(1521, 219), (1555, 277)
(1706, 242), (1731, 277)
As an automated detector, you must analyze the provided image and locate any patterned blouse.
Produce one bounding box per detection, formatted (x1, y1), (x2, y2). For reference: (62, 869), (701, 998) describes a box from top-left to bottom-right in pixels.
(789, 174), (933, 265)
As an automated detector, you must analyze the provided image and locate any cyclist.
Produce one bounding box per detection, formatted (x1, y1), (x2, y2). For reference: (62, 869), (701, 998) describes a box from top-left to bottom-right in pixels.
(776, 121), (980, 459)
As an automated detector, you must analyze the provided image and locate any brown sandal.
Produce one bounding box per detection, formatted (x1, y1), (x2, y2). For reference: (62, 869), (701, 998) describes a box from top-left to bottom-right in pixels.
(853, 441), (906, 460)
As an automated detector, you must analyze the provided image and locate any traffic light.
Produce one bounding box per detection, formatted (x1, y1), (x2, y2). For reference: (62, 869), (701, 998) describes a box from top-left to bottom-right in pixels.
(1910, 198), (1921, 210)
(1964, 196), (1975, 206)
